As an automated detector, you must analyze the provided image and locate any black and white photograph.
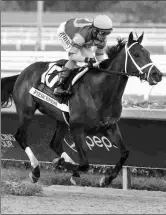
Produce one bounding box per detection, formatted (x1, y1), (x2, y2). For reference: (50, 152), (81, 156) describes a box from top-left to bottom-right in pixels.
(1, 0), (166, 214)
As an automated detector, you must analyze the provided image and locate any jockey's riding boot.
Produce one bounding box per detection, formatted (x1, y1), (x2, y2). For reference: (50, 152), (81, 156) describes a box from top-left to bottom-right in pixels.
(53, 68), (71, 96)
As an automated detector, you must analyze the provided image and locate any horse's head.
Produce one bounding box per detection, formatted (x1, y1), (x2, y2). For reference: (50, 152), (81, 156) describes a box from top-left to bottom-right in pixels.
(125, 32), (162, 85)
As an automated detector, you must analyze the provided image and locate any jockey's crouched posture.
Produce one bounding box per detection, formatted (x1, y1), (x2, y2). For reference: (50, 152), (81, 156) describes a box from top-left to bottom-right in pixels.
(54, 14), (113, 96)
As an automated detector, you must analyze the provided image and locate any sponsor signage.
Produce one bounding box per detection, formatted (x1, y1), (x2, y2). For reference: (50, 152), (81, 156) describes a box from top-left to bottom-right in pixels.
(1, 113), (119, 165)
(62, 130), (119, 164)
(1, 133), (28, 160)
(1, 113), (166, 168)
(1, 134), (15, 148)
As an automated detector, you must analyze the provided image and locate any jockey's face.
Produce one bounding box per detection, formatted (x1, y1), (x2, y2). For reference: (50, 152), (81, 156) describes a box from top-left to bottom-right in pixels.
(92, 27), (112, 42)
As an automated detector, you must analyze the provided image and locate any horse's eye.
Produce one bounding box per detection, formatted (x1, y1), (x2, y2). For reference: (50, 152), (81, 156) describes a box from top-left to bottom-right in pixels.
(134, 53), (140, 58)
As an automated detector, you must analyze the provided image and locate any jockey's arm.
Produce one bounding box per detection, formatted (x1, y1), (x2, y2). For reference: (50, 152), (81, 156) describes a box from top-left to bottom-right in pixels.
(95, 40), (107, 63)
(68, 33), (86, 62)
(95, 48), (105, 63)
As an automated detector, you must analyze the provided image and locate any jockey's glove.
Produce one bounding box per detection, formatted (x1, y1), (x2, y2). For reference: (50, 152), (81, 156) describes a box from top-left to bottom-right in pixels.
(85, 57), (97, 67)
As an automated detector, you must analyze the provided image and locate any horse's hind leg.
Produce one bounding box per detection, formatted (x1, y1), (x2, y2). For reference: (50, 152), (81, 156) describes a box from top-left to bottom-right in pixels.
(49, 122), (80, 184)
(100, 123), (129, 187)
(15, 108), (40, 183)
(49, 122), (66, 158)
(50, 122), (88, 173)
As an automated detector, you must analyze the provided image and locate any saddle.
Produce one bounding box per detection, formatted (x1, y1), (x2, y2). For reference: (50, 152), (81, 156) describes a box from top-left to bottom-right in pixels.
(37, 59), (88, 104)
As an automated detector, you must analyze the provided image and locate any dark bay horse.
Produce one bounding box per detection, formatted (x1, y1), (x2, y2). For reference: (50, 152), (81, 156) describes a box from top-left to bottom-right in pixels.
(1, 32), (162, 186)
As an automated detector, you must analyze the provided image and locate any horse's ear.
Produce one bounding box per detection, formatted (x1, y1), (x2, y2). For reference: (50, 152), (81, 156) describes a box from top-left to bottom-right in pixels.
(137, 32), (144, 44)
(128, 32), (134, 46)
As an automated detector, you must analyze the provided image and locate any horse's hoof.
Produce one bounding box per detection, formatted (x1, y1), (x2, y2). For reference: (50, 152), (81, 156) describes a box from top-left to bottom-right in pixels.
(52, 158), (60, 166)
(99, 176), (110, 187)
(70, 176), (81, 186)
(29, 172), (39, 183)
(52, 157), (65, 167)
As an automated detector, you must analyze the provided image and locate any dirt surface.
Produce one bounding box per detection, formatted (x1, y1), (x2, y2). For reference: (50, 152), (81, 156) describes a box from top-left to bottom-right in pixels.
(1, 185), (166, 214)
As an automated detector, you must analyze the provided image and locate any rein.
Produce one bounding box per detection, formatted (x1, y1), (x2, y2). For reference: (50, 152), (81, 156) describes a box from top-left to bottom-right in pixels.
(55, 65), (139, 77)
(95, 67), (140, 77)
(91, 41), (156, 79)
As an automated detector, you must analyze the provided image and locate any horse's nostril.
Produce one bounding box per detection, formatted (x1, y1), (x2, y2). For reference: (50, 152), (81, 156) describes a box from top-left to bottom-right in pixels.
(152, 71), (161, 80)
(152, 71), (157, 76)
(150, 71), (162, 83)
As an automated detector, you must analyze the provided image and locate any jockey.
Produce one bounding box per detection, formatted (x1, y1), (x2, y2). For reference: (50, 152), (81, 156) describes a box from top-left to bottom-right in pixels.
(54, 14), (113, 96)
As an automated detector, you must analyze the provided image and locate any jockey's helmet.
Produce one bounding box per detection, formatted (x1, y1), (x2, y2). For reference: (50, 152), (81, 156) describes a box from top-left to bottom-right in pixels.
(92, 15), (113, 41)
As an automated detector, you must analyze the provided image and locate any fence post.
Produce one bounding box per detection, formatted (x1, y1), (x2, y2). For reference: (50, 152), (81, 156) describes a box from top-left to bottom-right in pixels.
(36, 1), (44, 51)
(122, 166), (131, 190)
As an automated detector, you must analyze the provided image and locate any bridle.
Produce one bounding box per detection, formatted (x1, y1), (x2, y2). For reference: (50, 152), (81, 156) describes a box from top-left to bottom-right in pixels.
(94, 41), (155, 80)
(125, 42), (154, 81)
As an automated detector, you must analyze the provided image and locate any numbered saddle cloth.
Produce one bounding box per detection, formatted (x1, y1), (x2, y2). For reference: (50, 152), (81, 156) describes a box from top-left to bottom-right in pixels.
(40, 61), (89, 94)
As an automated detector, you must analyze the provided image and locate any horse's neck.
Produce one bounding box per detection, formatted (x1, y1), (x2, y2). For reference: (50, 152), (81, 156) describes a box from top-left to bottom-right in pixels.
(92, 52), (128, 116)
(101, 52), (128, 99)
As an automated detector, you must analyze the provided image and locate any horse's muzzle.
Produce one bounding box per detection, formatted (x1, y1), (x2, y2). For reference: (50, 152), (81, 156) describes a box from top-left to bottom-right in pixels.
(149, 69), (162, 85)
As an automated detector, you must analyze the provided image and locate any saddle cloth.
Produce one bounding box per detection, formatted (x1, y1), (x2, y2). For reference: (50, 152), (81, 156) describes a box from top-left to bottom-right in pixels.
(41, 61), (88, 92)
(29, 61), (89, 114)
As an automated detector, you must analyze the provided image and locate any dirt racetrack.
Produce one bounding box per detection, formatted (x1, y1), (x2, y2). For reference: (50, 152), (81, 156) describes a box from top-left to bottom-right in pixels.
(1, 185), (166, 214)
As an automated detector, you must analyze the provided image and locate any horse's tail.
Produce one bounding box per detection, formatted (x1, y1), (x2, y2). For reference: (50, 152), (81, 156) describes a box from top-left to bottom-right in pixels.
(1, 75), (19, 108)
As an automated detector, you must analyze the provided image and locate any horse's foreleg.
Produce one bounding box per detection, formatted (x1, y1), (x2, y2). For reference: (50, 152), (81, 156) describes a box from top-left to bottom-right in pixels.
(100, 123), (129, 187)
(15, 112), (40, 183)
(70, 126), (89, 172)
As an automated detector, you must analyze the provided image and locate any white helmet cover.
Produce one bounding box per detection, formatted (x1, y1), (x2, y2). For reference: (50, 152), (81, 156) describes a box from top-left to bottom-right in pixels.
(93, 15), (113, 31)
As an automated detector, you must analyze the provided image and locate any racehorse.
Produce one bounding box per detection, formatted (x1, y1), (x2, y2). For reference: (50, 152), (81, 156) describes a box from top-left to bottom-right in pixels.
(1, 32), (162, 187)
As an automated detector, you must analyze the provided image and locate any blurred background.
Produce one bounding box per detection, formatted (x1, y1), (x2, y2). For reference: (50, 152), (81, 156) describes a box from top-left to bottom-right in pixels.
(1, 0), (166, 101)
(1, 1), (166, 51)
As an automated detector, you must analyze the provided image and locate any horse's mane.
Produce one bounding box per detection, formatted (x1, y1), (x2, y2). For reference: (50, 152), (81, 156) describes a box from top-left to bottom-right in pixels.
(105, 38), (126, 61)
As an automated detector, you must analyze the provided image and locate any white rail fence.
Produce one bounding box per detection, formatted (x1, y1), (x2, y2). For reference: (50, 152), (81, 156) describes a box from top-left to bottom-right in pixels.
(1, 51), (166, 101)
(0, 158), (137, 190)
(0, 158), (145, 190)
(2, 51), (166, 73)
(2, 26), (166, 51)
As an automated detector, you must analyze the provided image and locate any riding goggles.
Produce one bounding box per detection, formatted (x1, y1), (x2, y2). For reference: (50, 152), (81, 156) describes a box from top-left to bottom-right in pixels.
(96, 29), (113, 36)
